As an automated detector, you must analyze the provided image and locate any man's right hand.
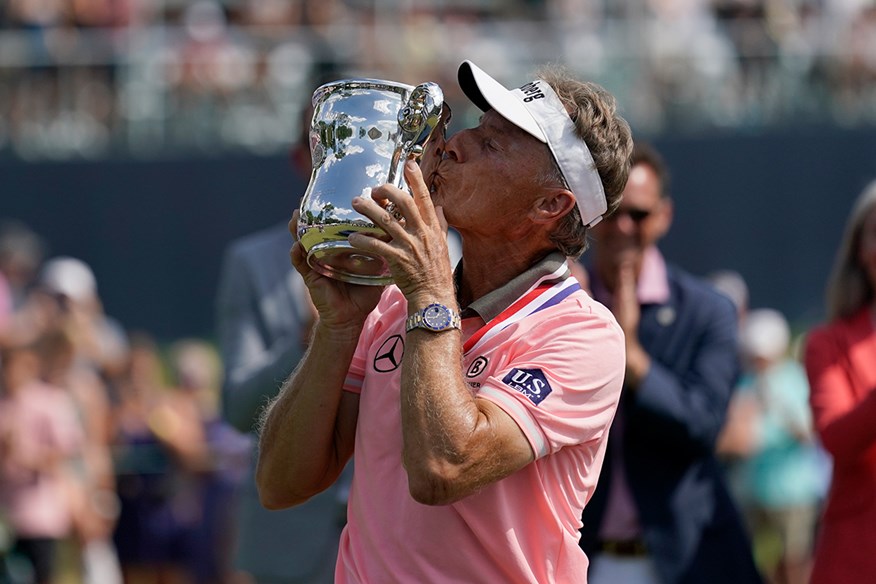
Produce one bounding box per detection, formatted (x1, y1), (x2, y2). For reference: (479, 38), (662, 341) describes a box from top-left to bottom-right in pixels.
(611, 259), (651, 389)
(289, 211), (385, 333)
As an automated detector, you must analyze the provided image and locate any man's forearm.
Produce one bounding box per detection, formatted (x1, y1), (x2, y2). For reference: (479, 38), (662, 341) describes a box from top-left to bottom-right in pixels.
(256, 322), (360, 509)
(399, 329), (534, 506)
(400, 329), (480, 502)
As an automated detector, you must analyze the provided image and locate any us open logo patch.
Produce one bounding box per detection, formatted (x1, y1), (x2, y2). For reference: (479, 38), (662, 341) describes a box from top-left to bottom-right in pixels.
(502, 368), (552, 405)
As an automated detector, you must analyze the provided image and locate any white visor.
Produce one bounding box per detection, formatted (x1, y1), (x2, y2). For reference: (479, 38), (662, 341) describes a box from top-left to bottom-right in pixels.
(458, 60), (607, 227)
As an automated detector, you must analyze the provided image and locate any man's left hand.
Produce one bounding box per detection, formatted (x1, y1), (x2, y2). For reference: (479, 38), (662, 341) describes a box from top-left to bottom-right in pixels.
(348, 160), (455, 307)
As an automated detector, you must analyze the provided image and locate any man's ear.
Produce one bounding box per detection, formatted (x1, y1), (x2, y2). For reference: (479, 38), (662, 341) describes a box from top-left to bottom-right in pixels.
(531, 188), (576, 224)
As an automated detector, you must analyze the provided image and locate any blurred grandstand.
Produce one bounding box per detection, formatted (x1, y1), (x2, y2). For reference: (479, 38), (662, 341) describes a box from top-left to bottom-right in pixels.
(0, 0), (874, 160)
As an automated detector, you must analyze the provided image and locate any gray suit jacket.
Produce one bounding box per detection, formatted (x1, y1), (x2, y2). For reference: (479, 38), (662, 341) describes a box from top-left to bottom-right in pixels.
(217, 223), (346, 584)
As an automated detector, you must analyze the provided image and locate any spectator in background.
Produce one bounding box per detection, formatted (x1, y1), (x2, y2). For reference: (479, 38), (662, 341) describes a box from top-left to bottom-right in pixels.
(0, 220), (46, 348)
(218, 220), (342, 584)
(712, 270), (758, 510)
(111, 333), (206, 584)
(215, 97), (343, 582)
(0, 340), (83, 584)
(579, 141), (762, 584)
(37, 257), (129, 379)
(166, 339), (251, 584)
(0, 235), (123, 583)
(722, 309), (824, 584)
(708, 269), (750, 325)
(0, 221), (45, 310)
(34, 256), (126, 584)
(36, 327), (122, 584)
(803, 178), (876, 584)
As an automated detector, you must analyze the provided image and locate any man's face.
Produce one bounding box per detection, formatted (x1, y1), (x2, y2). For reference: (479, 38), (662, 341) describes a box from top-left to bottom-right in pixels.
(427, 109), (556, 233)
(592, 162), (672, 286)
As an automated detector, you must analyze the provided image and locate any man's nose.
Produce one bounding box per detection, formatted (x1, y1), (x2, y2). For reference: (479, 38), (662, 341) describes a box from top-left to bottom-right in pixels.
(443, 131), (464, 163)
(423, 137), (444, 162)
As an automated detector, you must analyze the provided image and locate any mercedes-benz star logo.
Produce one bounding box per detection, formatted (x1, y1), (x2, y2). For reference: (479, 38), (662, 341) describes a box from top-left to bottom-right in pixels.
(374, 335), (405, 372)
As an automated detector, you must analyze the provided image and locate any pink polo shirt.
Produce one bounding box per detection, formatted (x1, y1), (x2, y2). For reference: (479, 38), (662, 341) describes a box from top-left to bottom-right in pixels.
(336, 253), (625, 583)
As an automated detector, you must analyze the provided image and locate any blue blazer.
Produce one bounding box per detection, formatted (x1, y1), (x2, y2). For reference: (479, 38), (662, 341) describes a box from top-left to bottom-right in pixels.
(580, 265), (762, 584)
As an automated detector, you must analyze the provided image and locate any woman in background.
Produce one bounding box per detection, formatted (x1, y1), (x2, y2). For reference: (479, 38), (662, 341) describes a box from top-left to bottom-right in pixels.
(166, 339), (250, 584)
(803, 179), (876, 583)
(111, 333), (207, 584)
(0, 339), (83, 584)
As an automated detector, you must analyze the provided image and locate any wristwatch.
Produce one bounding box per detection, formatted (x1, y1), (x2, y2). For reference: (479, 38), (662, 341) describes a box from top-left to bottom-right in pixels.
(405, 303), (461, 333)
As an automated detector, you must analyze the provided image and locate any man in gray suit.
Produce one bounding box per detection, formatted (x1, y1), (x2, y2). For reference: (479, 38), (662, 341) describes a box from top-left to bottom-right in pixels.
(217, 220), (349, 584)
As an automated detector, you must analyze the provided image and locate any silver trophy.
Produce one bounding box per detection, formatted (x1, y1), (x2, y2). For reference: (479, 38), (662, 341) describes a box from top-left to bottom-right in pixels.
(298, 78), (446, 285)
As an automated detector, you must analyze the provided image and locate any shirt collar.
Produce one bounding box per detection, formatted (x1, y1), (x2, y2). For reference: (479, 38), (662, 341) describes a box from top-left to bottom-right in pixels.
(637, 246), (670, 304)
(456, 251), (571, 323)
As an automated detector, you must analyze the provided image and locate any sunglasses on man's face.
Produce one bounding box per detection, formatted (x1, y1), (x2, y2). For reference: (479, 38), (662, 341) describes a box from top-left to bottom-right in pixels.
(610, 207), (653, 224)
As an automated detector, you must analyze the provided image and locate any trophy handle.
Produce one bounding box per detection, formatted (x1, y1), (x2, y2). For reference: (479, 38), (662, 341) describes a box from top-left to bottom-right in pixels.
(387, 83), (445, 185)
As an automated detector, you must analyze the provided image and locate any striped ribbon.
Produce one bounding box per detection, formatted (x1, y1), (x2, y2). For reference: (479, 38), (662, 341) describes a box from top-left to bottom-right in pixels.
(463, 265), (581, 356)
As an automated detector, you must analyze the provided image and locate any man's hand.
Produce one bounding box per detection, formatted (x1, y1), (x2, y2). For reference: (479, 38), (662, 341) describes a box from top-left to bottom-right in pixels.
(289, 213), (384, 335)
(613, 260), (650, 388)
(612, 260), (640, 334)
(347, 160), (456, 309)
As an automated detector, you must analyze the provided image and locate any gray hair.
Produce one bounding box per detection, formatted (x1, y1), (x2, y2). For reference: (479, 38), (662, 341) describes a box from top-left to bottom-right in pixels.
(538, 65), (633, 258)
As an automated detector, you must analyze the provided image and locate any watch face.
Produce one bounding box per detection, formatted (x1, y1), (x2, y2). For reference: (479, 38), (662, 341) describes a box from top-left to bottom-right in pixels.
(423, 304), (451, 330)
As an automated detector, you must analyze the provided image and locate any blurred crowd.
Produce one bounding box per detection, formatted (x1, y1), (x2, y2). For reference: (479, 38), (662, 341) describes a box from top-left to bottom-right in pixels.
(0, 220), (252, 584)
(0, 0), (875, 159)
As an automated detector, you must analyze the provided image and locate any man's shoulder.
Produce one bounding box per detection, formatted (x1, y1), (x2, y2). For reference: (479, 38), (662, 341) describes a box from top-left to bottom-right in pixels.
(668, 265), (735, 307)
(227, 223), (292, 258)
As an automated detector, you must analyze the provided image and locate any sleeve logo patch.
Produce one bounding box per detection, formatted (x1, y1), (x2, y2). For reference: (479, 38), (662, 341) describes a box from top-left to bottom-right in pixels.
(502, 368), (552, 405)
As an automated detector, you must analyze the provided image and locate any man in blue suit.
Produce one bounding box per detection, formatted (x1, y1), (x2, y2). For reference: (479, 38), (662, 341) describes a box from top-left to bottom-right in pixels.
(579, 142), (762, 584)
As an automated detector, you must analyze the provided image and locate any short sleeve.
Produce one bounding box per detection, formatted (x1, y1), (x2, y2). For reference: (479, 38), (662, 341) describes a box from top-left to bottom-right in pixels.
(476, 303), (625, 459)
